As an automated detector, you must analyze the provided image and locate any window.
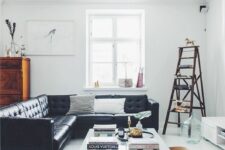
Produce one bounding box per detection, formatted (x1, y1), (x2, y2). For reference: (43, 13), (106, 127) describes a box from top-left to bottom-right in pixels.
(86, 10), (145, 87)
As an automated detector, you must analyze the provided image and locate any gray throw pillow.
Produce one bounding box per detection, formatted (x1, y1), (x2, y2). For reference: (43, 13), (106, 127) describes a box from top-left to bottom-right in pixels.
(67, 95), (95, 115)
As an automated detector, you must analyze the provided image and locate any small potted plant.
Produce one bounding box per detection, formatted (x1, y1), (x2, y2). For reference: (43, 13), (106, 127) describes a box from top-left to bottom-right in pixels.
(5, 19), (16, 56)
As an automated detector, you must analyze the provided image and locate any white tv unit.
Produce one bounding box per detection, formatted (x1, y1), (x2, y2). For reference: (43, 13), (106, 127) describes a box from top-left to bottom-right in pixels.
(202, 117), (225, 149)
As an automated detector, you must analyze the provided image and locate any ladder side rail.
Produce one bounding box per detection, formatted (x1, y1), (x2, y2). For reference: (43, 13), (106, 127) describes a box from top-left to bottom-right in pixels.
(194, 76), (204, 116)
(197, 49), (206, 116)
(176, 49), (184, 128)
(189, 47), (198, 117)
(162, 48), (183, 134)
(162, 81), (177, 134)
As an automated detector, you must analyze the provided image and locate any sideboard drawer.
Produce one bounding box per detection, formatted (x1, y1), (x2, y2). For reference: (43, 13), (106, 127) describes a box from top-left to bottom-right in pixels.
(0, 70), (21, 94)
(202, 121), (217, 144)
(0, 95), (20, 106)
(0, 59), (22, 69)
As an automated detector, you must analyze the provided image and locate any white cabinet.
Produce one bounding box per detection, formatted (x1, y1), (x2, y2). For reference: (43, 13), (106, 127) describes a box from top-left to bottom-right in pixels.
(202, 117), (225, 149)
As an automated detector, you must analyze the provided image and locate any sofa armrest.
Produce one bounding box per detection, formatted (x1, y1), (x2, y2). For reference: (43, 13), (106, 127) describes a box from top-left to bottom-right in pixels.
(0, 117), (54, 150)
(147, 98), (159, 131)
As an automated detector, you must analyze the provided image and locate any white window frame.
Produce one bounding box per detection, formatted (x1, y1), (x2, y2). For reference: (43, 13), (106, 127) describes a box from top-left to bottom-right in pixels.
(86, 9), (145, 87)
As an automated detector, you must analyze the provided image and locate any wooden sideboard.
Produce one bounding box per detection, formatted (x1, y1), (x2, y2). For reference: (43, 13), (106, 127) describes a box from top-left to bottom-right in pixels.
(0, 57), (30, 106)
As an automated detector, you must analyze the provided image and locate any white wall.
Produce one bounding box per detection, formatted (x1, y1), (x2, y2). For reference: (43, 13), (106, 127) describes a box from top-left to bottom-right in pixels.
(0, 0), (2, 53)
(205, 0), (225, 116)
(1, 1), (206, 126)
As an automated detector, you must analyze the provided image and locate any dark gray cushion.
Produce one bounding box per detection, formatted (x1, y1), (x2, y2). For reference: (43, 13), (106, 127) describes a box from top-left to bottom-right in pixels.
(48, 95), (71, 116)
(115, 95), (148, 113)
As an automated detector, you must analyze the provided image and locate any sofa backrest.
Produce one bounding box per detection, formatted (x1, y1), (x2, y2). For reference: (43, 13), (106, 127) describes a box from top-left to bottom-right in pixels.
(20, 98), (44, 118)
(47, 95), (71, 116)
(0, 103), (27, 118)
(95, 95), (148, 113)
(37, 95), (49, 117)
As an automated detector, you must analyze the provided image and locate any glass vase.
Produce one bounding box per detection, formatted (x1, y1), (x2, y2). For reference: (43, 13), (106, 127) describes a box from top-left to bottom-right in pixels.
(136, 120), (143, 130)
(10, 39), (17, 56)
(181, 114), (202, 144)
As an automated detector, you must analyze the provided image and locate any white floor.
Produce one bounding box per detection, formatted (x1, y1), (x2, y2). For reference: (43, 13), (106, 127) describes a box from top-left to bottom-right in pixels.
(64, 127), (221, 150)
(159, 127), (220, 150)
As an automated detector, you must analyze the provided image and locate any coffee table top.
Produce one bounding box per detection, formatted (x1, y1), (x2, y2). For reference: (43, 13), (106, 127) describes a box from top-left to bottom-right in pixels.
(80, 128), (169, 150)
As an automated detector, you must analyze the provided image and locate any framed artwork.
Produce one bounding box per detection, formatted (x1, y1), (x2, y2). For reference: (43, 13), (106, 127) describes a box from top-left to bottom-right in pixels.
(26, 20), (75, 55)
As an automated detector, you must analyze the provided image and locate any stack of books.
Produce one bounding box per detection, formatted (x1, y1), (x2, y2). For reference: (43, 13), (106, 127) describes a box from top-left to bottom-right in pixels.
(93, 124), (116, 137)
(87, 137), (118, 150)
(128, 138), (159, 150)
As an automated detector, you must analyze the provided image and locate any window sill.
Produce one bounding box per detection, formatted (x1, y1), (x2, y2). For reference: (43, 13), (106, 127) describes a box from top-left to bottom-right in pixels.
(83, 86), (148, 92)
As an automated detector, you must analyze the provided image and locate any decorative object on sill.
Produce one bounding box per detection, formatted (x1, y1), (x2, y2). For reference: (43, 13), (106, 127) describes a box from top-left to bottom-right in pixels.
(118, 61), (133, 88)
(5, 19), (17, 56)
(136, 67), (144, 88)
(119, 78), (133, 88)
(185, 38), (195, 46)
(94, 80), (99, 88)
(134, 111), (151, 130)
(180, 113), (201, 144)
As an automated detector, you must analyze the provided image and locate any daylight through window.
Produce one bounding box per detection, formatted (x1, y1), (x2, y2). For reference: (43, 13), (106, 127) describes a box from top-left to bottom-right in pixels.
(86, 10), (145, 87)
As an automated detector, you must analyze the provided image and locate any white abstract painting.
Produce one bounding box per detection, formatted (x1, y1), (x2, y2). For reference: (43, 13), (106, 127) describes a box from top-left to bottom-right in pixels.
(26, 20), (75, 55)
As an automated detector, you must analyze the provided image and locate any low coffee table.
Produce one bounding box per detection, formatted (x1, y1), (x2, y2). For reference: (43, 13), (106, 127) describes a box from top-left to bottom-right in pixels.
(80, 128), (169, 150)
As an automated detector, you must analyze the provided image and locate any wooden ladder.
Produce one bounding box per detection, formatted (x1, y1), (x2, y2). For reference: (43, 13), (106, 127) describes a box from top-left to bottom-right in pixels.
(162, 46), (206, 135)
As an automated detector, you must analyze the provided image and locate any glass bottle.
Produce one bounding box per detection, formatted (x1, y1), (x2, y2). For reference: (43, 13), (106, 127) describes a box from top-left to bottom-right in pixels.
(136, 120), (143, 130)
(181, 114), (202, 144)
(10, 39), (17, 56)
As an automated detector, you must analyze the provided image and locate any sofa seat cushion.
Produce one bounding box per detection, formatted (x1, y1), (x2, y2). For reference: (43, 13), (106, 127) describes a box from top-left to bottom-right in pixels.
(52, 116), (76, 127)
(53, 125), (71, 150)
(76, 114), (114, 129)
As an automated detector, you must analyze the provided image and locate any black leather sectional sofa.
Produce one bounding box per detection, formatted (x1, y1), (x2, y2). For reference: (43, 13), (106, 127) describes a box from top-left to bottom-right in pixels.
(0, 94), (159, 150)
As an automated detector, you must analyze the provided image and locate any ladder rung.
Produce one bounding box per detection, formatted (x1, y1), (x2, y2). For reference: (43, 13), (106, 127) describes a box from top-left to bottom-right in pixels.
(181, 57), (195, 59)
(172, 99), (191, 102)
(168, 121), (181, 125)
(179, 65), (193, 69)
(170, 109), (190, 113)
(170, 110), (190, 114)
(174, 85), (191, 90)
(179, 46), (199, 49)
(185, 106), (205, 109)
(175, 75), (192, 79)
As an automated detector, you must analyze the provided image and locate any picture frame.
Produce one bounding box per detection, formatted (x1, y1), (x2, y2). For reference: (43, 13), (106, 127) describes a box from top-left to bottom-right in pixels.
(25, 20), (75, 56)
